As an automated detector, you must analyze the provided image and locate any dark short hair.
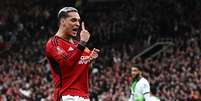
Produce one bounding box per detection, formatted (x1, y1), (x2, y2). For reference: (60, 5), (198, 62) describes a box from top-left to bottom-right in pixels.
(131, 64), (142, 71)
(58, 7), (78, 20)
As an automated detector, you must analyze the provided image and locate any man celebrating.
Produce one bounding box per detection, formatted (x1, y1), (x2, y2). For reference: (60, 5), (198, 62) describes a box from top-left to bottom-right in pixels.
(128, 65), (160, 101)
(45, 7), (100, 101)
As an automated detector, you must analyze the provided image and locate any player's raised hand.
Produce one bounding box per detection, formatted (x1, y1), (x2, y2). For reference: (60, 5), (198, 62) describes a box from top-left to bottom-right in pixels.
(80, 22), (90, 43)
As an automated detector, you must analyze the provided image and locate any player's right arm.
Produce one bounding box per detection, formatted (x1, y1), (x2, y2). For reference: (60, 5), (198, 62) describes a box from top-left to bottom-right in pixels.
(128, 94), (134, 101)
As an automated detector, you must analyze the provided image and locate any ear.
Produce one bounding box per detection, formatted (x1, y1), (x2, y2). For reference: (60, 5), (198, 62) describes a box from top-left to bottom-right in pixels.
(61, 18), (65, 24)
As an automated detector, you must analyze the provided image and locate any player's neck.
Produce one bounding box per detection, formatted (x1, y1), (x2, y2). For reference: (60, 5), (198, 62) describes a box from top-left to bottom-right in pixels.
(55, 31), (74, 44)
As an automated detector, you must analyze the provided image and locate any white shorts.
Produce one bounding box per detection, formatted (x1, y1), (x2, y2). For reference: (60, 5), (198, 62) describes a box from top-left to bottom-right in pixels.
(61, 95), (90, 101)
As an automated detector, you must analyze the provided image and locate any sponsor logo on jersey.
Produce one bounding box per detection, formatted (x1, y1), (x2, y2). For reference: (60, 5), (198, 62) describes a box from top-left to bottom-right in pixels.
(78, 56), (90, 64)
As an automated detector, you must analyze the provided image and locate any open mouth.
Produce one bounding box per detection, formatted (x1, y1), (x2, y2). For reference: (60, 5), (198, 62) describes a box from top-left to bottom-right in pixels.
(72, 28), (79, 32)
(73, 28), (79, 33)
(71, 28), (79, 35)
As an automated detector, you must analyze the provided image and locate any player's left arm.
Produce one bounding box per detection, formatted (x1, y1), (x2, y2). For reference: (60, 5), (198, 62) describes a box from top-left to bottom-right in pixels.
(82, 48), (100, 62)
(89, 48), (100, 61)
(144, 93), (151, 101)
(142, 80), (152, 101)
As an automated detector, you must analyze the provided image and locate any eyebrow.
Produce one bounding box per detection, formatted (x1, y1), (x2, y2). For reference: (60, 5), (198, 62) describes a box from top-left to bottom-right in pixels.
(71, 17), (80, 21)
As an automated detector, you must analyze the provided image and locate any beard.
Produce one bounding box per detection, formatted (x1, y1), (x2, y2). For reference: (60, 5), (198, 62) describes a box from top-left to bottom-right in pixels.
(134, 73), (140, 80)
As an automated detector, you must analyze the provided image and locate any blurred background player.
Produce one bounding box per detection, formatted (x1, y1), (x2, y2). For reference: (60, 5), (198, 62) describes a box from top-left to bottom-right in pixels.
(128, 65), (160, 101)
(45, 7), (100, 101)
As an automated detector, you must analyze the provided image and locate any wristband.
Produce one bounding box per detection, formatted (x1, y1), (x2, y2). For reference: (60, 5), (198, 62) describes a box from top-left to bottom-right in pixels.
(80, 40), (87, 46)
(77, 44), (85, 51)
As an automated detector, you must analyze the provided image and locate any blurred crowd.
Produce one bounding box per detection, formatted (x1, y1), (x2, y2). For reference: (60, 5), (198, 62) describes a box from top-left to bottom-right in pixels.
(89, 34), (201, 101)
(0, 0), (201, 101)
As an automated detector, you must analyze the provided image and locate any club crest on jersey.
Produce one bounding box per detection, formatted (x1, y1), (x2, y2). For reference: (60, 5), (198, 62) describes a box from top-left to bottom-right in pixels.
(78, 56), (90, 64)
(56, 46), (65, 55)
(56, 46), (68, 60)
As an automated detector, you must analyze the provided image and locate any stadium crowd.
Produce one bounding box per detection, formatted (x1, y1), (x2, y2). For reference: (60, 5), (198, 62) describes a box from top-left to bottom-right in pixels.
(0, 0), (201, 101)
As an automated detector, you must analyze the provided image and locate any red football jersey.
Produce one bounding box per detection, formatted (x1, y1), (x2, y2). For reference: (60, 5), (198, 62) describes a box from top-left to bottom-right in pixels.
(45, 36), (91, 101)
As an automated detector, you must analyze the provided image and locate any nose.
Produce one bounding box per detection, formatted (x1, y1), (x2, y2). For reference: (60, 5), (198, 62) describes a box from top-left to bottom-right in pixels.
(75, 21), (80, 27)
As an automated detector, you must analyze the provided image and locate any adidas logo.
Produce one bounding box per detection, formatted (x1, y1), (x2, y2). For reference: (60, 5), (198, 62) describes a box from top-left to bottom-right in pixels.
(68, 47), (74, 51)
